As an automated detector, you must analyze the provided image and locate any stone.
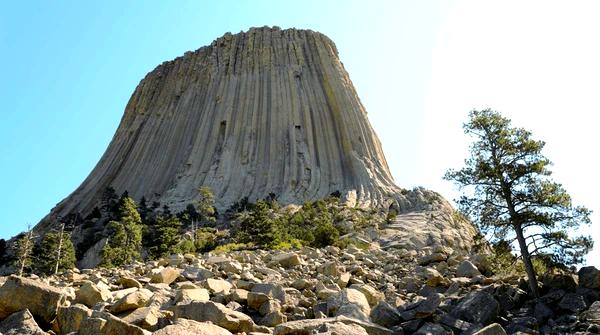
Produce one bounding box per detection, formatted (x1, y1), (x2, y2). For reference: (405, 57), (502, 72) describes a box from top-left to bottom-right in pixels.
(578, 266), (600, 289)
(121, 306), (163, 331)
(75, 281), (112, 308)
(414, 322), (451, 335)
(111, 289), (152, 313)
(0, 275), (67, 324)
(203, 278), (233, 294)
(252, 283), (287, 303)
(153, 318), (233, 335)
(415, 293), (443, 318)
(452, 290), (499, 325)
(272, 253), (303, 268)
(327, 288), (371, 321)
(151, 267), (180, 285)
(175, 288), (210, 304)
(57, 304), (92, 334)
(85, 310), (151, 335)
(248, 292), (270, 310)
(472, 323), (507, 335)
(0, 309), (45, 335)
(119, 276), (142, 289)
(370, 301), (402, 328)
(350, 284), (385, 307)
(259, 311), (287, 327)
(170, 301), (255, 333)
(320, 262), (343, 277)
(259, 300), (281, 316)
(582, 300), (600, 322)
(274, 316), (392, 335)
(456, 260), (481, 278)
(181, 266), (214, 281)
(542, 272), (578, 291)
(230, 289), (249, 303)
(558, 292), (587, 313)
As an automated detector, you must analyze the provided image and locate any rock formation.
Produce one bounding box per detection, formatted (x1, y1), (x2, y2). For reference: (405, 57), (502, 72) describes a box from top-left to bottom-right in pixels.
(43, 26), (416, 223)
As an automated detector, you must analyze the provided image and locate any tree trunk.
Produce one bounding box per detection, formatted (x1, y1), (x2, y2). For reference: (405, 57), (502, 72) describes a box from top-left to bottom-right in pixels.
(515, 223), (540, 297)
(54, 222), (65, 275)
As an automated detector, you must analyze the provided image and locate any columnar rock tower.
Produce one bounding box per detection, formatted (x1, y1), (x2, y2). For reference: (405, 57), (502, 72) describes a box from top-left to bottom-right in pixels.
(46, 27), (413, 216)
(32, 26), (478, 256)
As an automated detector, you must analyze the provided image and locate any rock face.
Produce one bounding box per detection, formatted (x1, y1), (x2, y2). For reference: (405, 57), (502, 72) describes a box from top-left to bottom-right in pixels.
(38, 26), (440, 232)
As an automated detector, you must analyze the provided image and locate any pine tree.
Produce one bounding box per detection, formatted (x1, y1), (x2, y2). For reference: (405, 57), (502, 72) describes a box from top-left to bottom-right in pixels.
(149, 216), (183, 258)
(37, 222), (76, 275)
(13, 225), (36, 276)
(237, 200), (282, 248)
(100, 196), (144, 267)
(445, 109), (592, 297)
(196, 187), (216, 227)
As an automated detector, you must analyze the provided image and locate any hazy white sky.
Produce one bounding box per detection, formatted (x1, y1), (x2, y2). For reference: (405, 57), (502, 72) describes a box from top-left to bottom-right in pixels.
(416, 1), (600, 264)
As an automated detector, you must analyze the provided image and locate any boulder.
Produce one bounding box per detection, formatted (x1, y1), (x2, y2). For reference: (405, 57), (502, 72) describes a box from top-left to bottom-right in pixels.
(119, 277), (142, 289)
(111, 289), (153, 314)
(272, 253), (303, 268)
(472, 323), (507, 335)
(542, 272), (578, 291)
(259, 311), (287, 327)
(456, 260), (481, 278)
(327, 288), (371, 321)
(170, 301), (255, 333)
(350, 284), (385, 307)
(0, 275), (67, 324)
(0, 309), (45, 335)
(452, 291), (499, 325)
(151, 267), (180, 285)
(175, 288), (210, 304)
(578, 266), (600, 289)
(582, 300), (600, 322)
(248, 292), (270, 310)
(414, 322), (451, 335)
(153, 318), (232, 335)
(57, 304), (92, 334)
(181, 266), (214, 281)
(75, 281), (111, 307)
(370, 301), (402, 328)
(203, 278), (233, 294)
(558, 292), (587, 313)
(415, 293), (443, 318)
(274, 316), (392, 335)
(319, 262), (343, 277)
(252, 283), (287, 303)
(121, 307), (163, 331)
(84, 310), (151, 335)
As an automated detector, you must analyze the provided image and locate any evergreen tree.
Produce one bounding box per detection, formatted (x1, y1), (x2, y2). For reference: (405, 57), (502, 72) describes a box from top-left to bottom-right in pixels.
(237, 200), (282, 248)
(445, 109), (592, 297)
(100, 196), (144, 267)
(13, 226), (36, 276)
(196, 187), (216, 227)
(37, 225), (76, 275)
(149, 216), (183, 258)
(101, 186), (119, 217)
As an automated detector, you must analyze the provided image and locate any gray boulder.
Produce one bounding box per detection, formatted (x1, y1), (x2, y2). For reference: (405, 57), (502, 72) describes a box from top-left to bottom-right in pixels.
(0, 309), (45, 335)
(0, 275), (67, 325)
(452, 290), (499, 325)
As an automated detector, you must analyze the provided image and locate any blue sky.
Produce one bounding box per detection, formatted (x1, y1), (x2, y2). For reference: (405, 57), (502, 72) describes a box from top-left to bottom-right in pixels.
(1, 1), (598, 264)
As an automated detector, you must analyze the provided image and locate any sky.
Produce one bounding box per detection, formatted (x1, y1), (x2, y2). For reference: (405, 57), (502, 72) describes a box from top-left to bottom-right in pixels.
(1, 1), (598, 265)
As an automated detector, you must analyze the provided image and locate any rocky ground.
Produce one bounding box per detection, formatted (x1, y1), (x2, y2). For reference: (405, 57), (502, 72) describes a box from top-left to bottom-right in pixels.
(1, 243), (600, 335)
